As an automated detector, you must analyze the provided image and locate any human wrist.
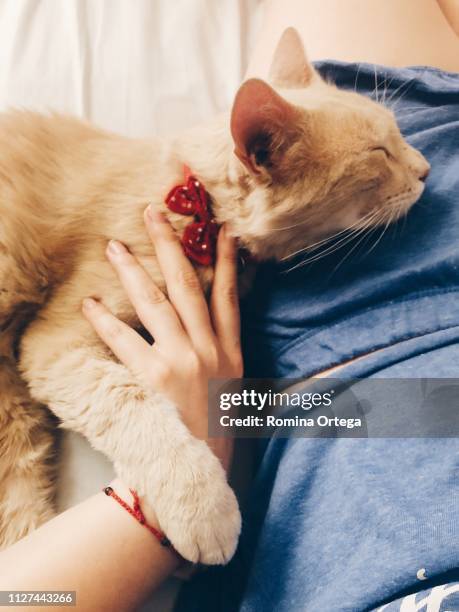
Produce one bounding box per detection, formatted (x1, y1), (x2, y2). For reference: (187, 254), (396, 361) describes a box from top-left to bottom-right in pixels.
(108, 478), (160, 532)
(177, 398), (234, 473)
(107, 479), (192, 572)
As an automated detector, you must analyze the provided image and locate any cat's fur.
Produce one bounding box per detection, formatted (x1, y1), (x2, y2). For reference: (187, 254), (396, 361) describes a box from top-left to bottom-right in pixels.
(0, 29), (429, 562)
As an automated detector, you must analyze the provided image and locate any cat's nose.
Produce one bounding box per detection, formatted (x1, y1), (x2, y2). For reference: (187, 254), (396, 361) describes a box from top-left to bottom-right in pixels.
(415, 158), (430, 182)
(419, 165), (430, 182)
(408, 146), (430, 182)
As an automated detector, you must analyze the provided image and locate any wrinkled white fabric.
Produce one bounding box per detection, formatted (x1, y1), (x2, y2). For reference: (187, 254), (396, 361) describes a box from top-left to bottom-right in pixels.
(0, 0), (261, 136)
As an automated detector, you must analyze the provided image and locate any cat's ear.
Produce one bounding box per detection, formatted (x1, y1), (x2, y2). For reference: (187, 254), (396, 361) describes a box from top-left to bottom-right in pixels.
(230, 78), (300, 176)
(269, 27), (316, 88)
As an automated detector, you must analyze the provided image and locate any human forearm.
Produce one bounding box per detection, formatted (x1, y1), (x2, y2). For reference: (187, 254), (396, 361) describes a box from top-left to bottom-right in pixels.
(0, 479), (180, 612)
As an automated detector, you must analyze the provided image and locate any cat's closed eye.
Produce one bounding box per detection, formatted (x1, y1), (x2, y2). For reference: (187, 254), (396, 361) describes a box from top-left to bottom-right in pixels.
(371, 146), (391, 158)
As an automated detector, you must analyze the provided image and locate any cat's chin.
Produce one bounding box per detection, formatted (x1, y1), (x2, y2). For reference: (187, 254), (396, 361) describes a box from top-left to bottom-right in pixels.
(394, 181), (426, 219)
(414, 179), (427, 200)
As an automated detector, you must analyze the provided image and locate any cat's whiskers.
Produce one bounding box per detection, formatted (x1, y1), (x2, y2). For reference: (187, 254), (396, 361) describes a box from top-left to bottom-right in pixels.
(378, 70), (391, 108)
(394, 198), (413, 239)
(384, 78), (414, 108)
(329, 220), (384, 276)
(370, 65), (380, 103)
(279, 211), (373, 261)
(354, 63), (362, 92)
(385, 74), (423, 115)
(364, 207), (397, 257)
(395, 106), (429, 117)
(271, 190), (352, 235)
(380, 72), (398, 106)
(326, 207), (393, 276)
(283, 208), (383, 273)
(399, 201), (410, 235)
(281, 216), (371, 265)
(292, 217), (380, 271)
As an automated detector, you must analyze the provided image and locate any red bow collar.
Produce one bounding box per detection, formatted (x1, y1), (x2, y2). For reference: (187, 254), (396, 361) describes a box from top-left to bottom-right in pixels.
(165, 165), (218, 266)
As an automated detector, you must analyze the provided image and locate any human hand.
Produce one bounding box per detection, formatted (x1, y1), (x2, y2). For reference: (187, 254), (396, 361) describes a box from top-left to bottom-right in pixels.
(82, 206), (242, 472)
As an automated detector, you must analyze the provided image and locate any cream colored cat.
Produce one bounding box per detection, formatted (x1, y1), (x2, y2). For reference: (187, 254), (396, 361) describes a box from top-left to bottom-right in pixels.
(0, 29), (429, 563)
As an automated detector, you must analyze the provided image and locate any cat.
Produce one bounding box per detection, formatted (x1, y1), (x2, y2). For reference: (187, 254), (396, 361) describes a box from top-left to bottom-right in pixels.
(0, 28), (429, 563)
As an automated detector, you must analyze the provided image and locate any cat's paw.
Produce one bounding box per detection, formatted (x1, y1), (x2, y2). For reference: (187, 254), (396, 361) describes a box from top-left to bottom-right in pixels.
(151, 444), (241, 565)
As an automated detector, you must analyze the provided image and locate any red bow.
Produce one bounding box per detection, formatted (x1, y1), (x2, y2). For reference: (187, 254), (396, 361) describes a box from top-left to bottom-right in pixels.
(165, 166), (218, 266)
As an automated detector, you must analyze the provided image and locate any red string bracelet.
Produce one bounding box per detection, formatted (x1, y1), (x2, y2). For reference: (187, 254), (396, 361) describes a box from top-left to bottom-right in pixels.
(103, 486), (172, 548)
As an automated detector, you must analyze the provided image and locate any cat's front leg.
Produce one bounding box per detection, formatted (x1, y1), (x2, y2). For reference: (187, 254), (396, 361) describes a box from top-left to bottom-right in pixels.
(20, 330), (241, 564)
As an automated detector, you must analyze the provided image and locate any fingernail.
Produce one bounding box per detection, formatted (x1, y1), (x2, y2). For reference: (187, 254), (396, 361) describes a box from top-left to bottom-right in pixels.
(107, 239), (126, 255)
(145, 205), (165, 224)
(82, 297), (97, 310)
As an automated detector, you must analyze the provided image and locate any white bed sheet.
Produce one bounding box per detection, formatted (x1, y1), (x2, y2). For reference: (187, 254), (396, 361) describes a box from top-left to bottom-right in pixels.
(0, 0), (262, 137)
(0, 0), (262, 607)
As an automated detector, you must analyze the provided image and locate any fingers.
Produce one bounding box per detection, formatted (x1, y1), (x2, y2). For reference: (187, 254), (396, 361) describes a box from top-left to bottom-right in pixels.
(210, 226), (241, 362)
(105, 239), (187, 350)
(82, 297), (153, 376)
(144, 206), (215, 349)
